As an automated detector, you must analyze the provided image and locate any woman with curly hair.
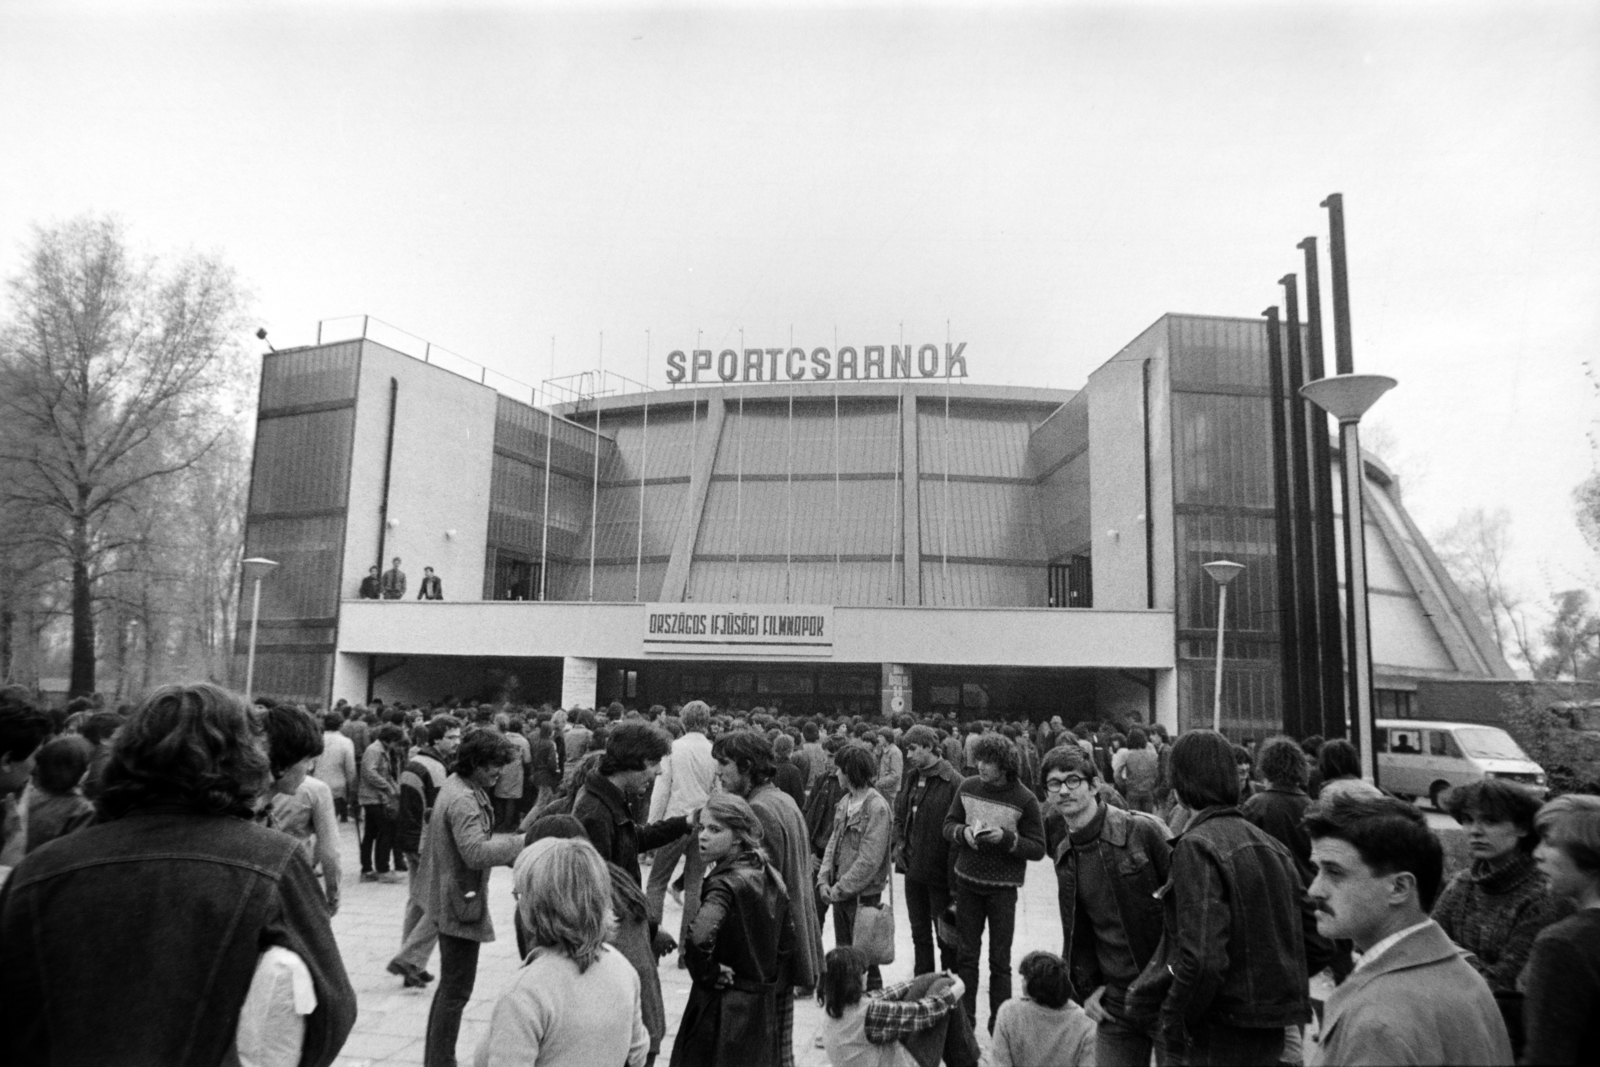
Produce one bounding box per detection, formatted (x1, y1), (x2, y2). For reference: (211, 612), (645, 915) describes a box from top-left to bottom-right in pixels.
(0, 682), (356, 1067)
(672, 792), (796, 1067)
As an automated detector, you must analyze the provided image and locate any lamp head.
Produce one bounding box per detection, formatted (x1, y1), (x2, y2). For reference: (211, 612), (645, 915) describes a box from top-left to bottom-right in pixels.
(241, 557), (280, 583)
(1300, 374), (1396, 423)
(1201, 560), (1245, 587)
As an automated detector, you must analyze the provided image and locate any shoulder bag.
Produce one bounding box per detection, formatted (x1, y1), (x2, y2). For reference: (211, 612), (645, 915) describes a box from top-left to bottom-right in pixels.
(850, 871), (896, 967)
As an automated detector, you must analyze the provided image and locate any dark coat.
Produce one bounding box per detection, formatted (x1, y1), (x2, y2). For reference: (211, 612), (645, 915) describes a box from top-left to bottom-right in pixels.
(0, 807), (356, 1067)
(670, 850), (796, 1067)
(572, 769), (691, 886)
(1239, 784), (1314, 885)
(805, 772), (844, 858)
(773, 760), (807, 811)
(1045, 802), (1171, 1006)
(1126, 806), (1330, 1049)
(895, 757), (963, 888)
(528, 738), (561, 791)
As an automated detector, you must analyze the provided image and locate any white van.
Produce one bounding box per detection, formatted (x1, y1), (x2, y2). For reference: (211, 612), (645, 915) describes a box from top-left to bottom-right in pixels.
(1375, 719), (1547, 808)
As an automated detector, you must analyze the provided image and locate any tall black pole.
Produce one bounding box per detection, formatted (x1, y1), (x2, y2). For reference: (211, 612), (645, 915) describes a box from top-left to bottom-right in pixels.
(1299, 236), (1349, 740)
(1322, 193), (1355, 375)
(1281, 274), (1324, 736)
(1264, 307), (1304, 740)
(1323, 192), (1362, 738)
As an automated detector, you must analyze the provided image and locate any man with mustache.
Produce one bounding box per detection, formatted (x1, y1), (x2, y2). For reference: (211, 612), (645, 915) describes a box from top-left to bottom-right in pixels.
(1305, 794), (1512, 1066)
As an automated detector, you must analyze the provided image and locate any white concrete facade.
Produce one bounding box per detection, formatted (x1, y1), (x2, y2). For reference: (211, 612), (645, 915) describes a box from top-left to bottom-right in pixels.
(332, 599), (1177, 708)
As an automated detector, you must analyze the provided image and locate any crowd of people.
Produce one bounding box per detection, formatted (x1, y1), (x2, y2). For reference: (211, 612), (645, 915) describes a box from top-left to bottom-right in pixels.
(2, 682), (1597, 1066)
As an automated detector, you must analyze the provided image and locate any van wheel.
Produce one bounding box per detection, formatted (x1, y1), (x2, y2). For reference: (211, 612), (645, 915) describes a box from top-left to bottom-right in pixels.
(1429, 781), (1450, 810)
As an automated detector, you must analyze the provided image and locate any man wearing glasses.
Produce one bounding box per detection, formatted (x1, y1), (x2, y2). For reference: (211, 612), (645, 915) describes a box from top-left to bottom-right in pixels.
(1041, 744), (1173, 1067)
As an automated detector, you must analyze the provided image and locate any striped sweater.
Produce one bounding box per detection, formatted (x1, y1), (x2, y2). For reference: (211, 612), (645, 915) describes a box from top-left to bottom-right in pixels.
(941, 776), (1046, 889)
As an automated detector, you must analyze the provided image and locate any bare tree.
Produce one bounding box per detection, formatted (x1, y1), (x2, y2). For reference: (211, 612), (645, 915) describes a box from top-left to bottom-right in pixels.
(1434, 506), (1538, 672)
(1537, 589), (1600, 681)
(0, 216), (248, 698)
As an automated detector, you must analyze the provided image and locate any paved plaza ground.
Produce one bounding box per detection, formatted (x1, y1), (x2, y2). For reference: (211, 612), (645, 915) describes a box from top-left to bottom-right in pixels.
(325, 820), (1061, 1067)
(325, 809), (1461, 1066)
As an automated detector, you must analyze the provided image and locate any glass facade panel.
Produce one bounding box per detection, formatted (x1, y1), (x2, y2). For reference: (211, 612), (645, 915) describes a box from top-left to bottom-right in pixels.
(241, 349), (361, 705)
(1169, 317), (1288, 736)
(258, 343), (360, 410)
(242, 515), (345, 620)
(1172, 394), (1275, 510)
(249, 409), (355, 514)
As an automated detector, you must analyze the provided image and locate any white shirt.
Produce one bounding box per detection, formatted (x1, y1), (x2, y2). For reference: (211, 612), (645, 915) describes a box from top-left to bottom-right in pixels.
(649, 731), (715, 822)
(1352, 918), (1434, 973)
(311, 731), (356, 793)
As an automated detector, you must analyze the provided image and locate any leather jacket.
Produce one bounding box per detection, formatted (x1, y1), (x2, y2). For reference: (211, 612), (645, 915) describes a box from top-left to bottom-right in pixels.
(672, 851), (797, 1067)
(1046, 802), (1172, 1007)
(1125, 806), (1329, 1047)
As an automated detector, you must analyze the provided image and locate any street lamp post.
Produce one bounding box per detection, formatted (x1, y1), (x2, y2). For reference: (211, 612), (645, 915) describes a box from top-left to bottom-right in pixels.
(1202, 560), (1246, 733)
(241, 557), (280, 701)
(1300, 374), (1396, 783)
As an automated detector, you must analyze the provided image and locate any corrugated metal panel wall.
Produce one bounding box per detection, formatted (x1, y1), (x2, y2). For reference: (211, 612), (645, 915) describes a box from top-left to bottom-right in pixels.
(482, 390), (1073, 608)
(687, 397), (906, 605)
(917, 401), (1048, 607)
(580, 406), (697, 601)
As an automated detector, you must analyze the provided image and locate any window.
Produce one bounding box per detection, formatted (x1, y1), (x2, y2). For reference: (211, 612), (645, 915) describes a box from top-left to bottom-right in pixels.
(757, 674), (814, 696)
(1389, 729), (1421, 755)
(1426, 731), (1459, 758)
(1048, 555), (1092, 608)
(1376, 689), (1417, 719)
(490, 553), (542, 601)
(1454, 728), (1526, 762)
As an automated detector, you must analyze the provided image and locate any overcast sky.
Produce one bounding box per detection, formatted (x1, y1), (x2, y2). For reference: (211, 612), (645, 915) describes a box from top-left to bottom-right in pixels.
(3, 0), (1596, 625)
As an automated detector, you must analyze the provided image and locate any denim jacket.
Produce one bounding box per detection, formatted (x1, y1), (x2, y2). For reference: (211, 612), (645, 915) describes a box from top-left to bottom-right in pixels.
(1046, 802), (1172, 1006)
(0, 807), (356, 1067)
(819, 788), (893, 900)
(1125, 806), (1327, 1046)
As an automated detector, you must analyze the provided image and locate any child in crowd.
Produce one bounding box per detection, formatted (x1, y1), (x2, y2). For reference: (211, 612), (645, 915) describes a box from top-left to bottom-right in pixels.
(984, 951), (1096, 1067)
(24, 735), (96, 853)
(819, 946), (965, 1067)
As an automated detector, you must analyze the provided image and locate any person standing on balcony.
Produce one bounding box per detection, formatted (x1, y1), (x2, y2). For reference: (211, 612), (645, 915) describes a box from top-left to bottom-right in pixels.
(418, 567), (443, 600)
(381, 557), (407, 600)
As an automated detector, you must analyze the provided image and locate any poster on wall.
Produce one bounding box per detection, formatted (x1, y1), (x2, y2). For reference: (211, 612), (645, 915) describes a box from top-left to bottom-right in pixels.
(643, 603), (834, 657)
(561, 657), (598, 710)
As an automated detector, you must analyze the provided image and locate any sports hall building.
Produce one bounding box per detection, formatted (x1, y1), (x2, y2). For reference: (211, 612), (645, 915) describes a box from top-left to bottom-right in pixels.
(239, 314), (1510, 737)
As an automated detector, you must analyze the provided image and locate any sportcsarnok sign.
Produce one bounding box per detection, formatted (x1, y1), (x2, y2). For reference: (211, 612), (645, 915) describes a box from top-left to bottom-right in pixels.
(665, 342), (968, 384)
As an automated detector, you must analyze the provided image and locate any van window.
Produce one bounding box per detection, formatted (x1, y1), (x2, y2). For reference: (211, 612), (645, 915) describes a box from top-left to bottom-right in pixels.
(1374, 730), (1389, 753)
(1454, 727), (1529, 762)
(1426, 731), (1457, 758)
(1390, 729), (1421, 755)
